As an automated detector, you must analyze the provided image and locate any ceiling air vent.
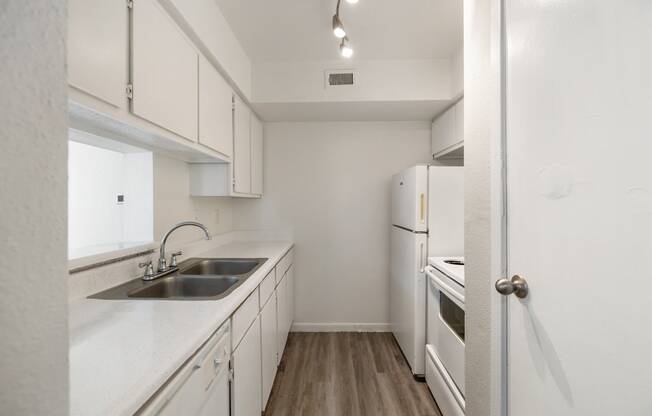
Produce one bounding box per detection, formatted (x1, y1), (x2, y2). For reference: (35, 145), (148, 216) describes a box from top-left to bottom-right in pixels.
(324, 69), (357, 88)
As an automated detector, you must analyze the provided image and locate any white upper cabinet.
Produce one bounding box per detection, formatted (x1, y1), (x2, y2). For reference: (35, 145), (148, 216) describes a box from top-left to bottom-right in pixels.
(131, 0), (198, 142)
(233, 96), (252, 194)
(431, 98), (464, 158)
(68, 0), (127, 108)
(199, 55), (233, 158)
(454, 98), (464, 142)
(250, 115), (264, 196)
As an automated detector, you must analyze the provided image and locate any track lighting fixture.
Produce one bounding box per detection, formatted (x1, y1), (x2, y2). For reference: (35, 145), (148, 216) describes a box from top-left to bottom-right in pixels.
(340, 37), (353, 58)
(332, 0), (357, 57)
(332, 14), (346, 39)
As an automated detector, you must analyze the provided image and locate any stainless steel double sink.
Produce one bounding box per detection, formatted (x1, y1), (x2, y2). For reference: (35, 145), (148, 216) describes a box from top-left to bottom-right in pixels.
(90, 258), (267, 300)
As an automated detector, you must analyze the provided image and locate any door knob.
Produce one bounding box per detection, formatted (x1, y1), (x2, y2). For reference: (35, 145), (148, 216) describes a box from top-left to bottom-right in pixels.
(495, 275), (529, 298)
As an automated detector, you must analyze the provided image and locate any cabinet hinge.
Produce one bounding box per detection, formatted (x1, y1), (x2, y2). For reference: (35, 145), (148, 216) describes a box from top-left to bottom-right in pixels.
(126, 0), (133, 9)
(126, 84), (133, 100)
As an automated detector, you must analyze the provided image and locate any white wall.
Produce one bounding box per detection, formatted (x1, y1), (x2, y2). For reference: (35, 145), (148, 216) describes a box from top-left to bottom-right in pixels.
(233, 121), (432, 328)
(154, 154), (233, 244)
(0, 1), (69, 415)
(253, 59), (452, 103)
(464, 0), (505, 415)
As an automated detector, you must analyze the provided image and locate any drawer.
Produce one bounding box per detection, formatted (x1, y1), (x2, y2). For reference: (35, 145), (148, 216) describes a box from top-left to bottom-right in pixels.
(259, 269), (276, 309)
(425, 345), (465, 416)
(232, 289), (259, 350)
(275, 249), (293, 285)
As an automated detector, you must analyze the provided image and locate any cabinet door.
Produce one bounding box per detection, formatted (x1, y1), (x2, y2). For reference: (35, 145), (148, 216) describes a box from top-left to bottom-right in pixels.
(276, 274), (289, 363)
(131, 0), (198, 141)
(233, 96), (252, 194)
(431, 106), (456, 156)
(454, 98), (464, 142)
(287, 264), (294, 325)
(250, 115), (264, 196)
(260, 295), (277, 410)
(199, 55), (233, 158)
(232, 315), (262, 416)
(68, 0), (127, 107)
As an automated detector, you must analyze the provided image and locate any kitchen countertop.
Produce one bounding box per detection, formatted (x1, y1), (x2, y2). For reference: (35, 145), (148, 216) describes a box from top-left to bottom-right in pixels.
(69, 240), (293, 416)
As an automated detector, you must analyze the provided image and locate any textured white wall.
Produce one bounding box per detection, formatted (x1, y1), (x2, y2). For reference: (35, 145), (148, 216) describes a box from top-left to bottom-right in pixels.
(233, 122), (432, 327)
(0, 1), (69, 415)
(154, 154), (233, 244)
(464, 0), (505, 415)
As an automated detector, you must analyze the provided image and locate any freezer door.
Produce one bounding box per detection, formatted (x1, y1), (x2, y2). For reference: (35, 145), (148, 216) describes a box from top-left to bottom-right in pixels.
(391, 166), (428, 232)
(428, 166), (464, 256)
(390, 226), (427, 375)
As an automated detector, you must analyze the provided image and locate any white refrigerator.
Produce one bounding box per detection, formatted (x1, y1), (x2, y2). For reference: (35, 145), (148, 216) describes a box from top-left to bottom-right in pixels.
(390, 165), (464, 376)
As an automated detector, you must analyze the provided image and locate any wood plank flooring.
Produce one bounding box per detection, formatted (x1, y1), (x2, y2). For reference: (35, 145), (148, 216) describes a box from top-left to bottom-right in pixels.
(264, 332), (441, 416)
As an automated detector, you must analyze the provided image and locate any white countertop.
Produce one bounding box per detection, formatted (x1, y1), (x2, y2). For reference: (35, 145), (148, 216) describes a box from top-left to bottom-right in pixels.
(69, 240), (293, 416)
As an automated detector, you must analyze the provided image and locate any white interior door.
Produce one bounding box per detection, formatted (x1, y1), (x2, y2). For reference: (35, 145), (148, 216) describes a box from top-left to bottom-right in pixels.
(504, 2), (652, 415)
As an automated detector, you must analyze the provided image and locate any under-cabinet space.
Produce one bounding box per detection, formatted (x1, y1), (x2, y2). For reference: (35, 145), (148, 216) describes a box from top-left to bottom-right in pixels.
(131, 0), (198, 142)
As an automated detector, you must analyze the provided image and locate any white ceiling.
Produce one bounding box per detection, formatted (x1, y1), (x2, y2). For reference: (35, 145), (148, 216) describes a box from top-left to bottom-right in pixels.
(214, 0), (463, 62)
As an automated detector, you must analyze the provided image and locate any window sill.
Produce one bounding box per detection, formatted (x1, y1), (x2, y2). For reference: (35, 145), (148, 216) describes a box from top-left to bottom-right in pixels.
(69, 242), (157, 274)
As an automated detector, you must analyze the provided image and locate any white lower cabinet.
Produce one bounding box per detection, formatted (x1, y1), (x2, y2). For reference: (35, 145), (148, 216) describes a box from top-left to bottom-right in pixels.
(260, 293), (278, 410)
(231, 315), (262, 416)
(287, 264), (295, 325)
(276, 272), (290, 364)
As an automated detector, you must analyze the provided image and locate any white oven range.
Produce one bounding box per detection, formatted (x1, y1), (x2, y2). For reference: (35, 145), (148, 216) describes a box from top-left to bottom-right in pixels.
(425, 256), (465, 416)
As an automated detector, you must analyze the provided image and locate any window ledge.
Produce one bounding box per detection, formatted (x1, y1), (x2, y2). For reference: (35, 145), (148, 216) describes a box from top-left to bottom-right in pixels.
(69, 242), (157, 274)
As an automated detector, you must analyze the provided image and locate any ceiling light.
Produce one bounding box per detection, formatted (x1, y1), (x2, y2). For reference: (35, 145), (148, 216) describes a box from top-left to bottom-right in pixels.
(332, 14), (346, 38)
(340, 37), (353, 58)
(346, 0), (359, 3)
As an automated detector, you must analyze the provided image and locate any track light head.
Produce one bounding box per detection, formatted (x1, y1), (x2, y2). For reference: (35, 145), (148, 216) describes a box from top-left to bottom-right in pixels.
(332, 14), (346, 38)
(340, 37), (353, 58)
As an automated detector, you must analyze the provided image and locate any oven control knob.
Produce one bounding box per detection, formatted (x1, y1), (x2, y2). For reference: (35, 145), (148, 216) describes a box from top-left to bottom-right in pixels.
(495, 275), (529, 299)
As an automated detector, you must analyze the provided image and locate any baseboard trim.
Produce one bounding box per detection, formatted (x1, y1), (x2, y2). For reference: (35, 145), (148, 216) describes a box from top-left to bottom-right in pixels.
(291, 322), (391, 332)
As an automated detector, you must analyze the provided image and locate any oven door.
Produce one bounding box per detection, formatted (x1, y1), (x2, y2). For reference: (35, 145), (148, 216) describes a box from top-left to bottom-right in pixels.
(426, 266), (465, 397)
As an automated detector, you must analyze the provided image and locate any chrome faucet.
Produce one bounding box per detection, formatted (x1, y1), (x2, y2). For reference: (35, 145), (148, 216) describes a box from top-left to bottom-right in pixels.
(157, 221), (211, 273)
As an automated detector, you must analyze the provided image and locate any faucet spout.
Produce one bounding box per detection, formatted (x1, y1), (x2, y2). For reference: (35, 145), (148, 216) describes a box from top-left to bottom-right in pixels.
(158, 221), (211, 272)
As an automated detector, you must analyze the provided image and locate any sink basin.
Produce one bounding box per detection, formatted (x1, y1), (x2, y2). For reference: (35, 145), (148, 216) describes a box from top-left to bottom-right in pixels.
(128, 276), (239, 299)
(89, 257), (268, 301)
(179, 259), (260, 276)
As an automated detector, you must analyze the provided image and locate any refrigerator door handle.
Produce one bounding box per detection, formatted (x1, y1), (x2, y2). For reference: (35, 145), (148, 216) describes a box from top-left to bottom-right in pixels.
(419, 193), (426, 224)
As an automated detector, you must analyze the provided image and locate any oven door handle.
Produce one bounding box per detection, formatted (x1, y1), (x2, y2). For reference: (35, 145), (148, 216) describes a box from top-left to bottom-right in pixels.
(426, 268), (465, 304)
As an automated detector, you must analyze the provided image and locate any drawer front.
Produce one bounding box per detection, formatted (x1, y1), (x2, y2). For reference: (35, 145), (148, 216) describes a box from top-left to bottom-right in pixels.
(232, 289), (259, 350)
(275, 249), (293, 285)
(259, 269), (276, 309)
(425, 346), (465, 416)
